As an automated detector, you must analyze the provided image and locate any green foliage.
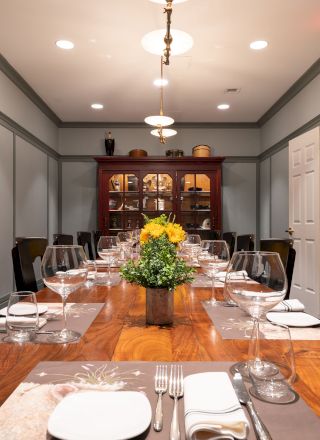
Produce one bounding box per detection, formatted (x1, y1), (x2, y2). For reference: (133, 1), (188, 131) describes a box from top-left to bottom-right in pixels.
(120, 234), (195, 289)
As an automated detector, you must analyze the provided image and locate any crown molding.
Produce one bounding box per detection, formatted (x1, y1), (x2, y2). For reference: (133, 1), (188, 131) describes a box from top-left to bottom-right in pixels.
(258, 58), (320, 127)
(59, 121), (259, 129)
(0, 53), (61, 126)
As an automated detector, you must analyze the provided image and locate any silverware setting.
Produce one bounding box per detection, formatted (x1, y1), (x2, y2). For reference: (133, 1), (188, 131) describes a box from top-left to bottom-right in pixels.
(232, 372), (273, 440)
(169, 365), (184, 440)
(153, 365), (168, 432)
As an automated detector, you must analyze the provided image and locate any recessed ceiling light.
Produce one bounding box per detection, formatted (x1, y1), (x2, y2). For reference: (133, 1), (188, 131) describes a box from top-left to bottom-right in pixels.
(250, 40), (268, 50)
(151, 128), (177, 138)
(142, 29), (193, 56)
(153, 78), (168, 87)
(55, 40), (74, 50)
(217, 104), (230, 110)
(91, 103), (104, 110)
(150, 0), (188, 3)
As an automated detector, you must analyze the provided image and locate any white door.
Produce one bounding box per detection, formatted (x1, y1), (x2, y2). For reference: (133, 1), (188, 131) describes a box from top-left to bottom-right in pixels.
(289, 126), (320, 316)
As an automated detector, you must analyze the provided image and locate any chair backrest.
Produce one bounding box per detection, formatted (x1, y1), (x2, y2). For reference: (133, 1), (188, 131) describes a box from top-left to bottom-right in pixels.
(92, 230), (103, 257)
(77, 231), (94, 260)
(222, 232), (236, 257)
(199, 230), (221, 240)
(12, 237), (48, 292)
(260, 238), (296, 299)
(236, 234), (255, 251)
(53, 233), (74, 245)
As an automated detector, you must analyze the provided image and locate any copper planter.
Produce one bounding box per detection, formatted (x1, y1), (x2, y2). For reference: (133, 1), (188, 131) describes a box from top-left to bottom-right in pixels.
(146, 288), (174, 326)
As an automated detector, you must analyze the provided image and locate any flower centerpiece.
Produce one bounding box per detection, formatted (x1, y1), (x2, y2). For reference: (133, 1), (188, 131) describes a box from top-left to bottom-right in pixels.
(120, 214), (195, 325)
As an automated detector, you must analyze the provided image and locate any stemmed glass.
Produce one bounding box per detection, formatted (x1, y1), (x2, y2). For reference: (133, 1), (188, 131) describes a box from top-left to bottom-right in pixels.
(41, 245), (88, 343)
(182, 234), (201, 266)
(97, 236), (120, 284)
(117, 231), (134, 260)
(225, 251), (288, 378)
(198, 240), (230, 306)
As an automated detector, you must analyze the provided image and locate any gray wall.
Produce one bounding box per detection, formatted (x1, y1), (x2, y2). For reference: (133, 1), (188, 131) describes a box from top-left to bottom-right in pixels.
(0, 71), (59, 300)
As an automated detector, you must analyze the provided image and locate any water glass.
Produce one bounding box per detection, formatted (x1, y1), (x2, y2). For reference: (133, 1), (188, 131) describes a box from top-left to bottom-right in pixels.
(248, 321), (297, 404)
(5, 291), (38, 342)
(84, 260), (97, 287)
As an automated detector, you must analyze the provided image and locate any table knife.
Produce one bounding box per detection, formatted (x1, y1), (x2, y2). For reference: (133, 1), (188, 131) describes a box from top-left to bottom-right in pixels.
(232, 372), (273, 440)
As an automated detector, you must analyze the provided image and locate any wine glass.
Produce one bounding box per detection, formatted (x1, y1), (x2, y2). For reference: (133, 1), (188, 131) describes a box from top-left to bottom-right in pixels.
(97, 236), (120, 284)
(198, 240), (230, 306)
(117, 231), (134, 260)
(248, 321), (296, 403)
(182, 234), (201, 265)
(41, 245), (88, 343)
(225, 251), (287, 377)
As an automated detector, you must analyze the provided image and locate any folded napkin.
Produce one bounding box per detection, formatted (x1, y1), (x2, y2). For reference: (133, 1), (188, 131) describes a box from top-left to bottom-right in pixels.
(0, 317), (47, 331)
(184, 372), (249, 440)
(271, 299), (305, 312)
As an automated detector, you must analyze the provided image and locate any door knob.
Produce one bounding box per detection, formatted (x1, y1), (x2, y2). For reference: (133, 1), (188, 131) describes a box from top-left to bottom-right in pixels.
(285, 227), (294, 236)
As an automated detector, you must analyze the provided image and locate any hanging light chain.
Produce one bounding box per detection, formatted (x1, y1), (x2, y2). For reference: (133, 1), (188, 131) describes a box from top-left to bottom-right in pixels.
(163, 1), (173, 65)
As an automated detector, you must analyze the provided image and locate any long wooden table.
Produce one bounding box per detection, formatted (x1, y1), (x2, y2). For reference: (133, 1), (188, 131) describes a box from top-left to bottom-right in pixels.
(0, 281), (319, 417)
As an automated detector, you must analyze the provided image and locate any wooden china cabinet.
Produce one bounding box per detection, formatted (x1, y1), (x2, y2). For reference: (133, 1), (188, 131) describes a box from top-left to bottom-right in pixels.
(94, 156), (224, 238)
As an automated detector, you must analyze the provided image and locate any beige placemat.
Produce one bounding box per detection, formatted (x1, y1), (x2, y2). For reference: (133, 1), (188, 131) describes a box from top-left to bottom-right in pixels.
(0, 303), (104, 343)
(203, 302), (320, 340)
(0, 361), (318, 440)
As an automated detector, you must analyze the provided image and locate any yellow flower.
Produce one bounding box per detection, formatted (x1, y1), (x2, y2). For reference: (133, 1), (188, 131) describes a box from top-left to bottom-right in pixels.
(165, 222), (185, 243)
(148, 223), (165, 239)
(140, 228), (150, 244)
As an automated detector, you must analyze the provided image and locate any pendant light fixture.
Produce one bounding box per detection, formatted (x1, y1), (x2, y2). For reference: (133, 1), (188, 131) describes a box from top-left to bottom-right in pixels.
(145, 56), (176, 144)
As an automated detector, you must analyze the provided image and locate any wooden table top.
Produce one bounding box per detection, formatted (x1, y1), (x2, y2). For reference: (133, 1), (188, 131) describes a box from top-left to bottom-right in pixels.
(0, 281), (319, 417)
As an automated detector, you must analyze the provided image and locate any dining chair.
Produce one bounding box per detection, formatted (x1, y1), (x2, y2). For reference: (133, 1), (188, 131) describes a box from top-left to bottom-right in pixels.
(236, 234), (255, 252)
(222, 231), (236, 257)
(260, 238), (296, 299)
(12, 237), (48, 292)
(92, 230), (103, 257)
(200, 230), (221, 240)
(77, 231), (94, 260)
(53, 233), (74, 245)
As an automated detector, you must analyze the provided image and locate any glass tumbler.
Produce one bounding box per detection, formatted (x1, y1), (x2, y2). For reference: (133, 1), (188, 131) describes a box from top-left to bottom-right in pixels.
(5, 291), (39, 342)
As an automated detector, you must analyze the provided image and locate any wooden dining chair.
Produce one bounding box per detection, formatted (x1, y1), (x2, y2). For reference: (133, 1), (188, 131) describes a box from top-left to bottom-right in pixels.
(12, 237), (48, 292)
(222, 231), (236, 257)
(260, 238), (296, 299)
(77, 231), (94, 260)
(236, 234), (255, 251)
(53, 233), (74, 245)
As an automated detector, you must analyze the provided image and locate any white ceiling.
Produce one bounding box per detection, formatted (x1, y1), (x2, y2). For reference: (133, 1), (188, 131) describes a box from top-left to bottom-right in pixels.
(0, 0), (319, 123)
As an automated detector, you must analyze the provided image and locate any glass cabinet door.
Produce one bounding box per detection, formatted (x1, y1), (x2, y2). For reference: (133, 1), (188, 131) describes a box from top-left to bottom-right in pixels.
(108, 173), (140, 231)
(178, 173), (213, 232)
(142, 173), (173, 218)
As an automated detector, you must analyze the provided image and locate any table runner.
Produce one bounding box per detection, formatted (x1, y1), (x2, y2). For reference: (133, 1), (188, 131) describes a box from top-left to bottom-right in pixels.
(0, 361), (318, 440)
(0, 303), (104, 343)
(202, 302), (320, 340)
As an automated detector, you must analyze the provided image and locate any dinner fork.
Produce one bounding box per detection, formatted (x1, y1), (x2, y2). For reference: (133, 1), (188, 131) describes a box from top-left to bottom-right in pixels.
(169, 365), (184, 440)
(153, 365), (168, 431)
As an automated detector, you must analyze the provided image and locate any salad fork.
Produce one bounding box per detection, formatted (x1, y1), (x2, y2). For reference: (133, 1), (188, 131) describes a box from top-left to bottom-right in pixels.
(153, 365), (168, 431)
(169, 365), (184, 440)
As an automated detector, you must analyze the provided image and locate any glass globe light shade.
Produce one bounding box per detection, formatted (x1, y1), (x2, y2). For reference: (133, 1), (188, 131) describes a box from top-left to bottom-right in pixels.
(142, 29), (193, 56)
(151, 128), (177, 137)
(144, 115), (174, 126)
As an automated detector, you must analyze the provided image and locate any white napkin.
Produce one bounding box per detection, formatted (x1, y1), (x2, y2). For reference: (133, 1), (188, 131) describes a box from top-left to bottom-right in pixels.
(0, 317), (47, 331)
(216, 270), (248, 281)
(184, 372), (249, 440)
(271, 299), (305, 312)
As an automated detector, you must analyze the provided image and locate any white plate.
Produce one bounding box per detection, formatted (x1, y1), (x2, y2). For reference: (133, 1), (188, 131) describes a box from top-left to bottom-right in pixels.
(267, 311), (320, 327)
(0, 304), (48, 316)
(48, 391), (152, 440)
